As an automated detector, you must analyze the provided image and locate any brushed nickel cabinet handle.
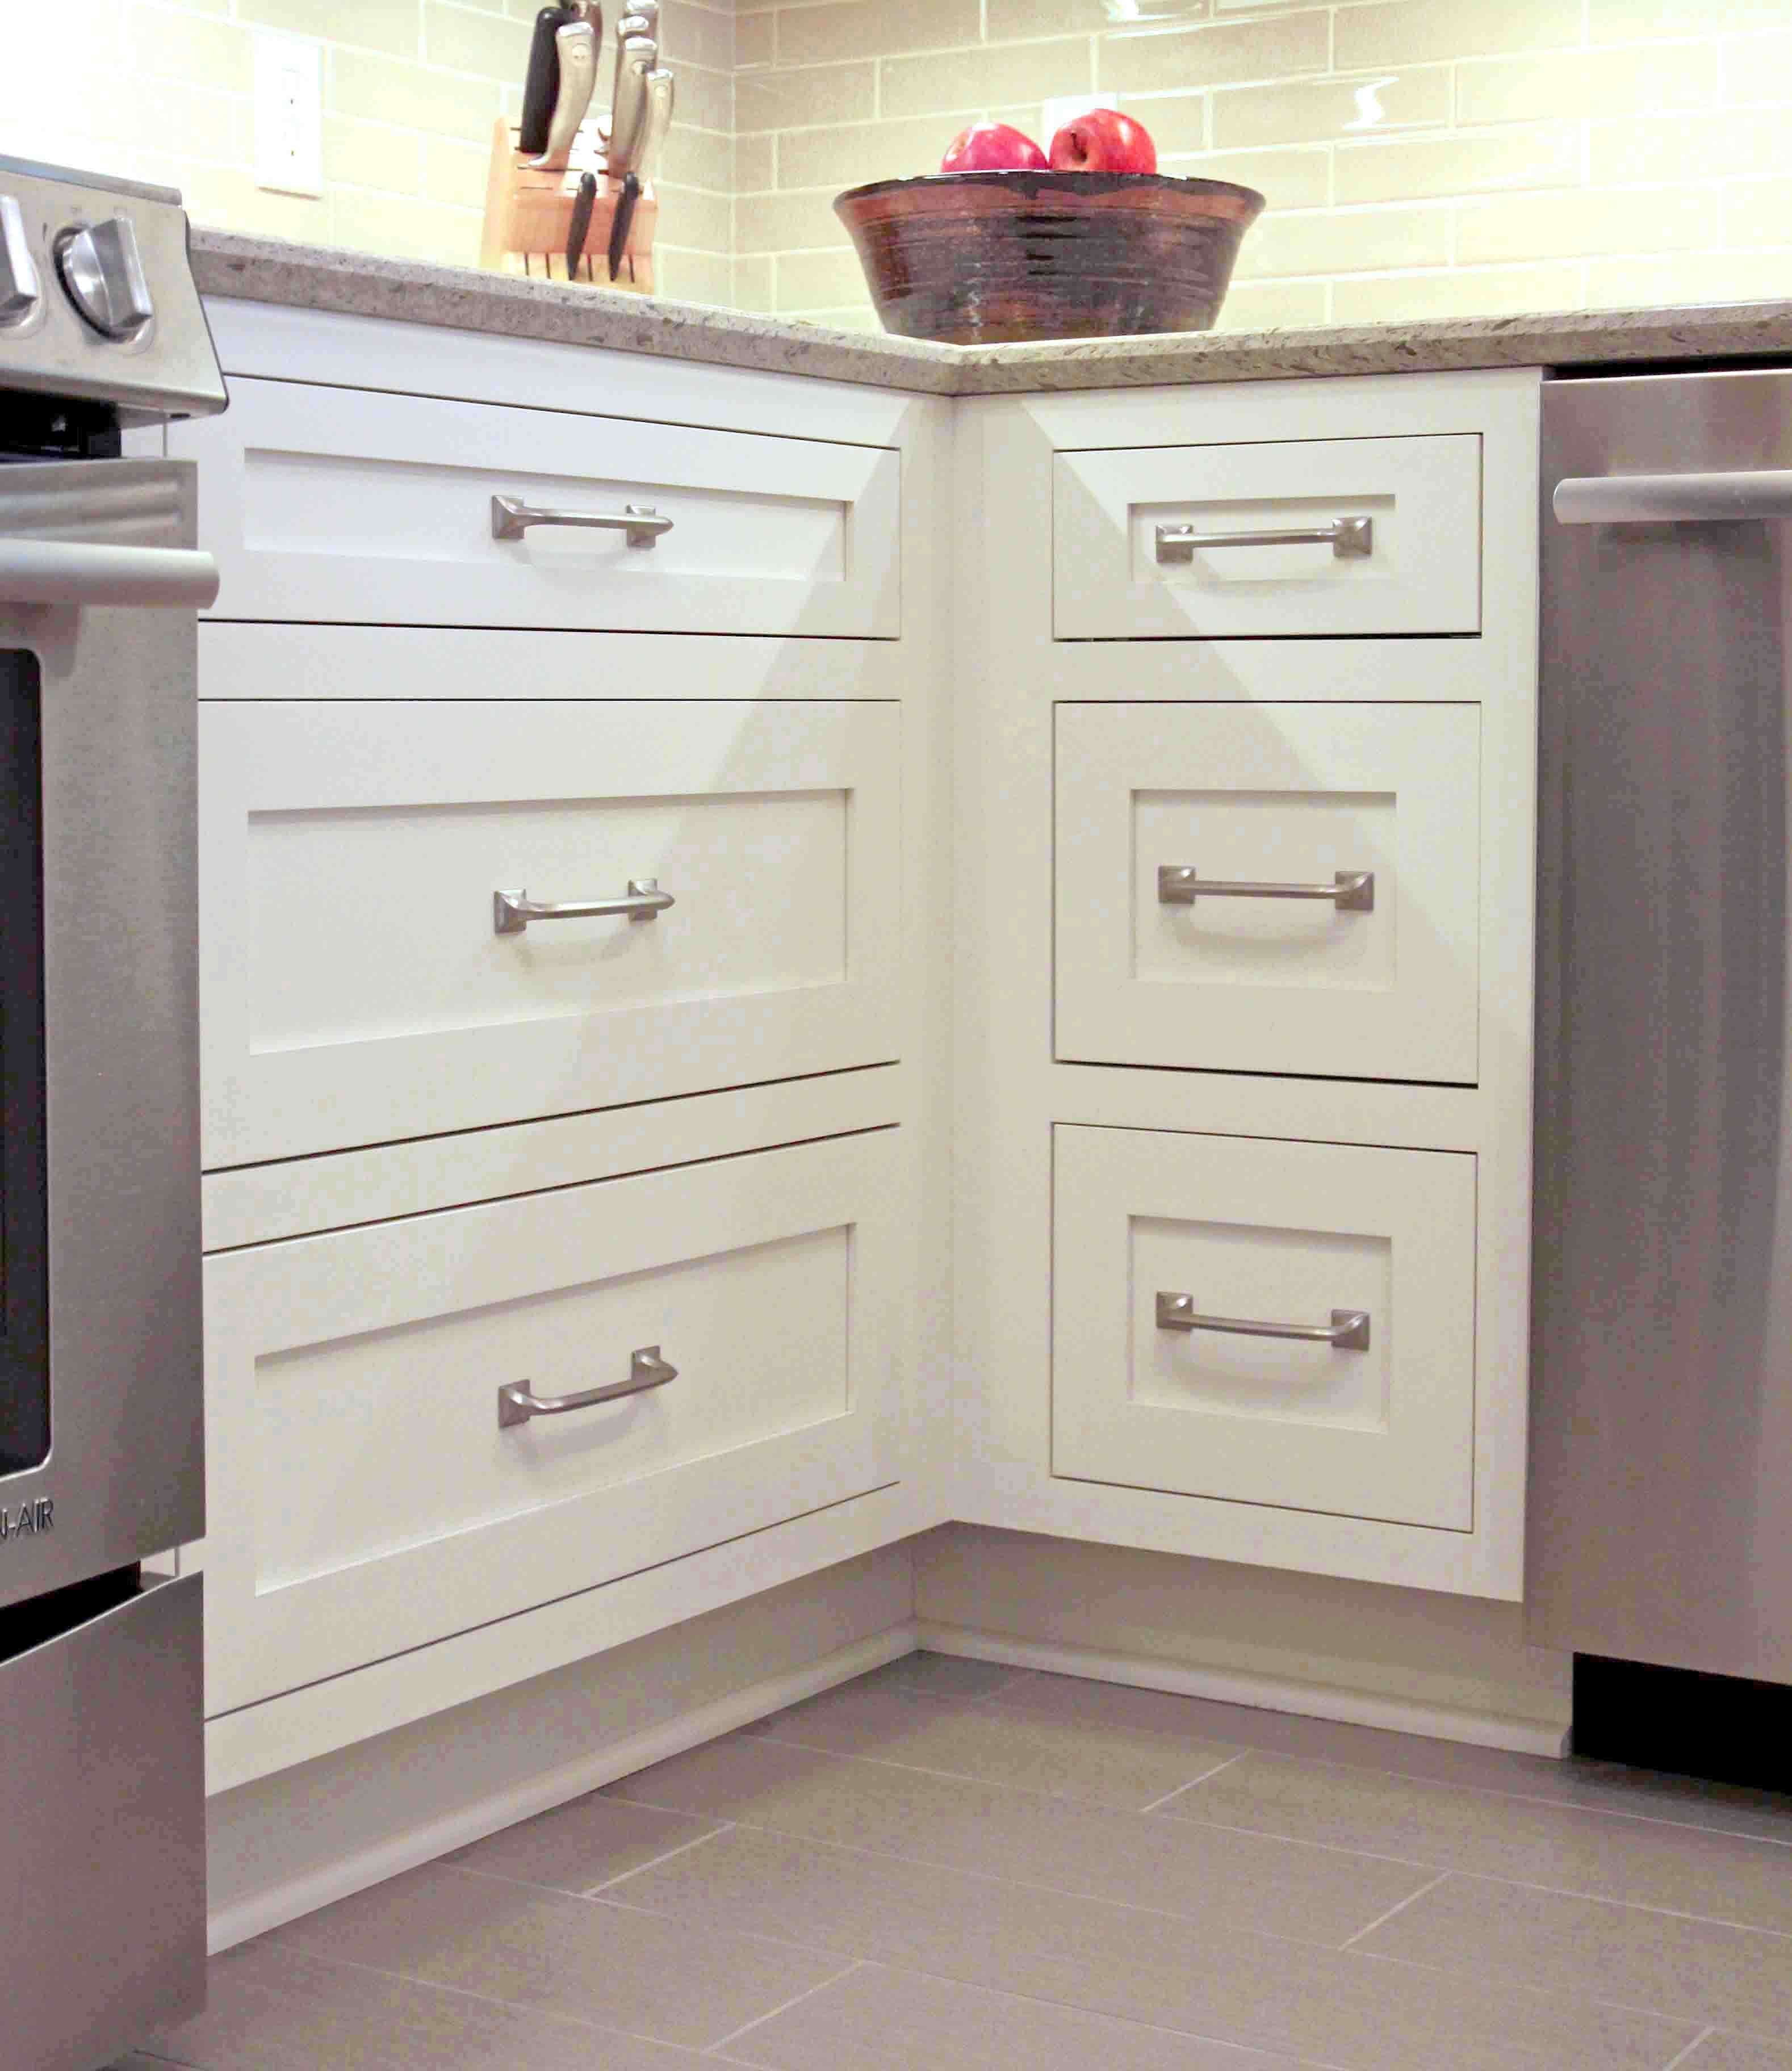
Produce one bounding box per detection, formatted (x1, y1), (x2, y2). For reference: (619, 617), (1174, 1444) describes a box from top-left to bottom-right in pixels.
(494, 877), (674, 934)
(498, 1345), (678, 1429)
(1156, 515), (1372, 563)
(491, 494), (673, 548)
(1156, 1293), (1371, 1351)
(1159, 866), (1375, 913)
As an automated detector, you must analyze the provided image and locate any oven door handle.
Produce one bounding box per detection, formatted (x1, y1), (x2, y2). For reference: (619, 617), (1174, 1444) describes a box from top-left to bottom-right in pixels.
(0, 537), (220, 608)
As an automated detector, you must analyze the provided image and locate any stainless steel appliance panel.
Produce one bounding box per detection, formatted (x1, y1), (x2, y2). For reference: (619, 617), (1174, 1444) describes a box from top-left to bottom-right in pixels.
(0, 459), (204, 1608)
(1530, 367), (1792, 1684)
(1, 1571), (206, 2068)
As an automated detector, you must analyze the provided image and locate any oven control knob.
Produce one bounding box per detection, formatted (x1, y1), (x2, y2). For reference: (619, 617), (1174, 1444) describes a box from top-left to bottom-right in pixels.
(55, 216), (153, 339)
(0, 195), (41, 326)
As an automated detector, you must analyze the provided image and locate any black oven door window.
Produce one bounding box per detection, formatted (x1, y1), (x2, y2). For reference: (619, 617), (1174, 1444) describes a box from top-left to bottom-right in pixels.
(0, 648), (47, 1475)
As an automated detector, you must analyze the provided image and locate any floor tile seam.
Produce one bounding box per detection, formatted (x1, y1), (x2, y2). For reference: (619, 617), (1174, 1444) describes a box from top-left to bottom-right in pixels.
(1337, 1869), (1454, 1951)
(700, 1959), (868, 2056)
(1348, 1935), (1761, 2041)
(241, 1939), (717, 2057)
(739, 1722), (1254, 1812)
(1092, 1733), (1792, 1851)
(1416, 1863), (1792, 1943)
(607, 1748), (1447, 1877)
(1137, 1748), (1254, 1813)
(703, 1956), (1359, 2071)
(582, 1819), (740, 1895)
(590, 1814), (1405, 1957)
(1659, 2027), (1720, 2071)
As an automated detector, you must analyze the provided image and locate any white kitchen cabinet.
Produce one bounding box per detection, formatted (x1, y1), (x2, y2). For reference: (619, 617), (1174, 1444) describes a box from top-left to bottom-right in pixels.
(1052, 1125), (1477, 1530)
(1055, 701), (1481, 1084)
(203, 1130), (906, 1714)
(1054, 431), (1481, 640)
(956, 368), (1539, 1601)
(176, 375), (902, 638)
(200, 696), (902, 1167)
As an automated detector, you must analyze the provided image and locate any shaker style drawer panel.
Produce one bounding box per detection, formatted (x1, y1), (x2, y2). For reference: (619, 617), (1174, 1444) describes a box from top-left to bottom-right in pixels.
(175, 378), (901, 637)
(1052, 1126), (1476, 1530)
(1056, 703), (1480, 1084)
(200, 700), (902, 1167)
(1053, 433), (1480, 639)
(202, 1130), (905, 1714)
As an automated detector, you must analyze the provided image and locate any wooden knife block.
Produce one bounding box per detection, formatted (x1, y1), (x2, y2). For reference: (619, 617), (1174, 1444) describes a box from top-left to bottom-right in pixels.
(479, 118), (659, 291)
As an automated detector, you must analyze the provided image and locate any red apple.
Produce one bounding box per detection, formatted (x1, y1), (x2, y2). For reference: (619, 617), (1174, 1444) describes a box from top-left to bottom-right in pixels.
(1048, 108), (1157, 174)
(940, 121), (1048, 173)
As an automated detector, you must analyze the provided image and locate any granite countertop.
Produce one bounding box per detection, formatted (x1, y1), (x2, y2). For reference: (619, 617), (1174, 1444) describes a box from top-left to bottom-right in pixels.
(192, 228), (1792, 396)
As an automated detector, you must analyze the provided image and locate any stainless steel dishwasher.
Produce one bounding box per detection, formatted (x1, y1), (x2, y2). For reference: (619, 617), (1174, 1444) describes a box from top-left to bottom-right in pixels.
(1530, 367), (1792, 1700)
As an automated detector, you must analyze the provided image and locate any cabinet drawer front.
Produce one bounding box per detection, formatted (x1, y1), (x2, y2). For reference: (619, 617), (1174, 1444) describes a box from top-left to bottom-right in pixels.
(201, 701), (902, 1166)
(176, 379), (901, 637)
(203, 1131), (904, 1712)
(1052, 1126), (1475, 1529)
(1056, 703), (1480, 1084)
(1054, 434), (1480, 639)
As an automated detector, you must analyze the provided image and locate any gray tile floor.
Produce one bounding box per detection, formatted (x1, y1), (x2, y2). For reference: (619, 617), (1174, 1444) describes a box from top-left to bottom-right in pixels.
(137, 1651), (1792, 2070)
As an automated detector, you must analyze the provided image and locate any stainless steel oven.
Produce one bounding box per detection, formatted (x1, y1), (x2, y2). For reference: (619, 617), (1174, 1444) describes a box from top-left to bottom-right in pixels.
(0, 154), (224, 2070)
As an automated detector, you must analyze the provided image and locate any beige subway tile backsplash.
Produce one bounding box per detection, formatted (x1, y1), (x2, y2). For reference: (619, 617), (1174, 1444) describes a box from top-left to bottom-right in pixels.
(1212, 68), (1451, 152)
(22, 0), (1792, 329)
(1335, 124), (1581, 206)
(1334, 0), (1584, 72)
(1099, 15), (1330, 99)
(737, 62), (876, 133)
(882, 39), (1092, 123)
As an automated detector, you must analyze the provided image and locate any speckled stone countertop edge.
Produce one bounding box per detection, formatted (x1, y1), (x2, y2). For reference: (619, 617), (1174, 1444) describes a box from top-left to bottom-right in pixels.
(190, 229), (1792, 397)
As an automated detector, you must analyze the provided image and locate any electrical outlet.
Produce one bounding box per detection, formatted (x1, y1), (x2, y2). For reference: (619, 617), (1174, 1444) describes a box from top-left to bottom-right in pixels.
(1042, 92), (1118, 144)
(254, 32), (324, 198)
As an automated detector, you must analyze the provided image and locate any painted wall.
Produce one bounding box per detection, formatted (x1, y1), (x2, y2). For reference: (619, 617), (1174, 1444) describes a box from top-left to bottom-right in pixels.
(733, 0), (1792, 329)
(0, 0), (736, 305)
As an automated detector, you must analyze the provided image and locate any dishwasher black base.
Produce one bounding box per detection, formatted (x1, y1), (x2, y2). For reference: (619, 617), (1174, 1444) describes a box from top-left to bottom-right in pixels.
(1573, 1653), (1792, 1794)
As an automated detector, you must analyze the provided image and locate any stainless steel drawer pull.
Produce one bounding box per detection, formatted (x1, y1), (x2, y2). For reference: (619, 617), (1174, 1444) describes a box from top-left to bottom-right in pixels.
(1157, 1293), (1371, 1351)
(1553, 469), (1792, 526)
(494, 877), (674, 934)
(1156, 515), (1373, 563)
(491, 494), (673, 548)
(1159, 865), (1375, 913)
(499, 1345), (678, 1429)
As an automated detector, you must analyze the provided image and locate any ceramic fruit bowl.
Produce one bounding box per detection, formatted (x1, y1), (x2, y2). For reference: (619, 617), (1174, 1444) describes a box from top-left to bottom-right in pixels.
(833, 169), (1266, 345)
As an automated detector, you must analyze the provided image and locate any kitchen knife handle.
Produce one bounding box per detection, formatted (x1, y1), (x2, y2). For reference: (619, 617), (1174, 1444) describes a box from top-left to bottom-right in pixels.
(493, 878), (675, 933)
(520, 3), (578, 156)
(534, 19), (597, 169)
(491, 494), (672, 547)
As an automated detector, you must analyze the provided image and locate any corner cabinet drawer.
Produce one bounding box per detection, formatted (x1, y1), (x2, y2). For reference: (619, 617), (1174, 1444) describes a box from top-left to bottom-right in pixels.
(200, 700), (902, 1167)
(1052, 1126), (1476, 1530)
(1053, 433), (1480, 639)
(176, 378), (901, 636)
(1056, 702), (1480, 1084)
(202, 1131), (905, 1713)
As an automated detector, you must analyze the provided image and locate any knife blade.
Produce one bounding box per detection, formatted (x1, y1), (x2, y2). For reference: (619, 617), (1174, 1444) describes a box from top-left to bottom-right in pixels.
(519, 3), (580, 157)
(567, 169), (598, 278)
(534, 17), (597, 170)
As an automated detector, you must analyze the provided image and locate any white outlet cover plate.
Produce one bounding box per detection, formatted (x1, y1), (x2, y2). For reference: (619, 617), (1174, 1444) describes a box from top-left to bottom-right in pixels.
(1041, 92), (1119, 146)
(254, 31), (324, 198)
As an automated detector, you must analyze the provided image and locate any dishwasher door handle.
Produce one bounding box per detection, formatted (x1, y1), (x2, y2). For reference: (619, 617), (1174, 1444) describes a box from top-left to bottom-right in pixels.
(1554, 469), (1792, 525)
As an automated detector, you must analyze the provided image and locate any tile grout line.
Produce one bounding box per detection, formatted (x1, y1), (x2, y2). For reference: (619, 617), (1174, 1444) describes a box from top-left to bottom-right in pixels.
(1138, 1747), (1252, 1814)
(584, 1820), (740, 1896)
(1659, 2028), (1719, 2071)
(1337, 1869), (1454, 1951)
(700, 1959), (866, 2056)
